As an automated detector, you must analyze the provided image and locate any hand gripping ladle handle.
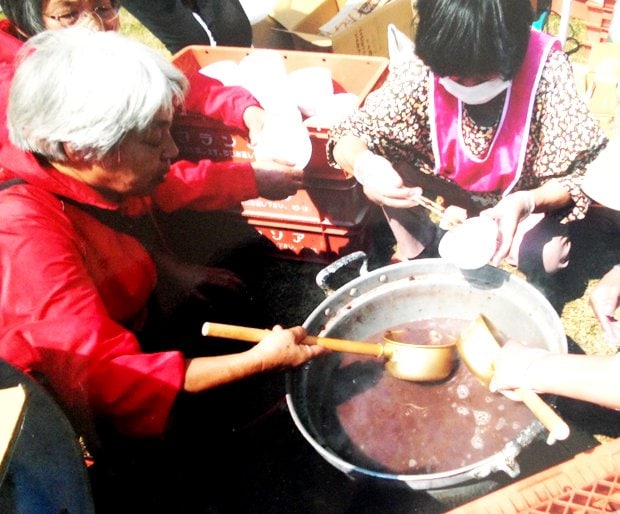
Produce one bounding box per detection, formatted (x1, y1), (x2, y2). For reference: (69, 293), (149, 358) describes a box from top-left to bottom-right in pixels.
(202, 322), (385, 357)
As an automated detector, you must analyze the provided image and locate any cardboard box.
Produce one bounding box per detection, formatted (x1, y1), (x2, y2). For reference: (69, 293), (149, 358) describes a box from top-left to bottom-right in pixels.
(269, 0), (416, 56)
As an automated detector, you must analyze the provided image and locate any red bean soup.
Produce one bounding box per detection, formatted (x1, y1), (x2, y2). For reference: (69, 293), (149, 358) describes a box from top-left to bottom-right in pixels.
(316, 318), (535, 475)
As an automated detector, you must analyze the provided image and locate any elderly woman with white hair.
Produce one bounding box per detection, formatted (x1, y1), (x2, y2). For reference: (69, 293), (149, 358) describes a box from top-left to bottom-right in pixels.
(0, 0), (306, 337)
(0, 28), (324, 507)
(0, 0), (297, 207)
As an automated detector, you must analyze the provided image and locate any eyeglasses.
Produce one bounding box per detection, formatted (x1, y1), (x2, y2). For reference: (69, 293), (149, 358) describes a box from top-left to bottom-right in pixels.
(43, 3), (120, 27)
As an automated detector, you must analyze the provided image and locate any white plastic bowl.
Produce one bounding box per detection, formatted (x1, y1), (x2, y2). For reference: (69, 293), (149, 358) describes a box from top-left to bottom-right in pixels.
(303, 93), (358, 128)
(438, 216), (499, 270)
(252, 111), (312, 169)
(238, 50), (290, 111)
(199, 60), (241, 86)
(287, 66), (334, 117)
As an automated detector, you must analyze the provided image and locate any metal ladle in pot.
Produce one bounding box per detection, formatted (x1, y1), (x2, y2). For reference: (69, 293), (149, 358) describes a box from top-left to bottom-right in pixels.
(202, 322), (457, 382)
(457, 315), (570, 445)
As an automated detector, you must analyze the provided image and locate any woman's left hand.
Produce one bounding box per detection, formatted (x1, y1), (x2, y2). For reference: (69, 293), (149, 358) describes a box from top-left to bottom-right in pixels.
(243, 106), (266, 145)
(481, 190), (536, 266)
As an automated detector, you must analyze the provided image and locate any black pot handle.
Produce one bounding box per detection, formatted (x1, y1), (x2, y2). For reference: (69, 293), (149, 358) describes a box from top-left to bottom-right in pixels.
(315, 251), (369, 296)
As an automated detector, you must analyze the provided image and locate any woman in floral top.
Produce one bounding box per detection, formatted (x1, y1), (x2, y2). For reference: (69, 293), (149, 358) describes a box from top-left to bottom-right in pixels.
(327, 0), (607, 280)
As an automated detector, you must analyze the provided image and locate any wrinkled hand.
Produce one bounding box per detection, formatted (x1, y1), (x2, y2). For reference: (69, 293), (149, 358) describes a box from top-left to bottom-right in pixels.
(252, 160), (305, 200)
(353, 150), (421, 207)
(251, 325), (327, 372)
(481, 190), (535, 266)
(243, 106), (266, 145)
(589, 265), (620, 346)
(489, 340), (549, 401)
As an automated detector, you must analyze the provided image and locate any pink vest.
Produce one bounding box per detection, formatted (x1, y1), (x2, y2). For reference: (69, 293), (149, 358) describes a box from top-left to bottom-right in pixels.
(429, 30), (561, 194)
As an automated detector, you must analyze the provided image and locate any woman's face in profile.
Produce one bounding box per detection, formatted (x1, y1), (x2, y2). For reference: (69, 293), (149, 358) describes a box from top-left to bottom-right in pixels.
(101, 109), (180, 200)
(60, 108), (179, 202)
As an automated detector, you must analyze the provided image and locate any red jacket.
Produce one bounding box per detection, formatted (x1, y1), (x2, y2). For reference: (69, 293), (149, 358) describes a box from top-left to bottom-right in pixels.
(0, 22), (262, 438)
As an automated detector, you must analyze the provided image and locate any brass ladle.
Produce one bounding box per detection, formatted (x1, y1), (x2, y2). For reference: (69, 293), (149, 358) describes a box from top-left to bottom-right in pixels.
(457, 315), (570, 445)
(202, 322), (457, 382)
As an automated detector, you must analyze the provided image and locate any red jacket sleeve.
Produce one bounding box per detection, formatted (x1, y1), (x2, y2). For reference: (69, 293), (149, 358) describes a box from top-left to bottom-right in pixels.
(0, 187), (186, 438)
(0, 21), (23, 65)
(154, 158), (259, 212)
(183, 69), (261, 132)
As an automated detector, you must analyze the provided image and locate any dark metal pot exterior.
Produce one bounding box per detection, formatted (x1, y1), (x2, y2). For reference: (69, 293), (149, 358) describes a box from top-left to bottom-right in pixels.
(286, 257), (567, 491)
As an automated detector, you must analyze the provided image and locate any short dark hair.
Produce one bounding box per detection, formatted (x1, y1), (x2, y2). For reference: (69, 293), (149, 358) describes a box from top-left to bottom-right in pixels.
(0, 0), (45, 38)
(414, 0), (534, 80)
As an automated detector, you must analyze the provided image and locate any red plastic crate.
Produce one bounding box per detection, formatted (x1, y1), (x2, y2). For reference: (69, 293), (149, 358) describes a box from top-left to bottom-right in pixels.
(551, 0), (616, 54)
(169, 110), (350, 183)
(169, 45), (388, 260)
(586, 23), (611, 46)
(170, 45), (388, 182)
(246, 208), (372, 263)
(448, 438), (620, 513)
(240, 177), (368, 226)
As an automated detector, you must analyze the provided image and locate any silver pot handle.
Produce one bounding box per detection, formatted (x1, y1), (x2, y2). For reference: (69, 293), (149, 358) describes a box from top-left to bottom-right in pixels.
(315, 251), (369, 295)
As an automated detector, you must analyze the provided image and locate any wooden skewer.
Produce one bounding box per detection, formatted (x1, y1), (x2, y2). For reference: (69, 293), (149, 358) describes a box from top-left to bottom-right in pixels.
(416, 194), (446, 217)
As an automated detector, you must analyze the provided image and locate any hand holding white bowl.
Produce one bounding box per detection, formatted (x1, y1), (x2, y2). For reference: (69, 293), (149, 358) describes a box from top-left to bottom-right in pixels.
(438, 216), (499, 270)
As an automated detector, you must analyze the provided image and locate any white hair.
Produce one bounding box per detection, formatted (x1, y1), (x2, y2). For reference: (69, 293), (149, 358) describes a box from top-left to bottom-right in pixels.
(8, 27), (188, 162)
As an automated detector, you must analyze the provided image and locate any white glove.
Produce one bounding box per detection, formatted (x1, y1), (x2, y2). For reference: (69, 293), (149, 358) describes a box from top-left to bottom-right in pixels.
(481, 190), (536, 266)
(353, 150), (418, 207)
(489, 340), (549, 398)
(485, 190), (536, 223)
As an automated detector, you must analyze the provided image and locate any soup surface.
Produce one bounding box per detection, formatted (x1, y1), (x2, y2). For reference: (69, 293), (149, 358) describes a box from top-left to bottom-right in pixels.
(314, 318), (536, 474)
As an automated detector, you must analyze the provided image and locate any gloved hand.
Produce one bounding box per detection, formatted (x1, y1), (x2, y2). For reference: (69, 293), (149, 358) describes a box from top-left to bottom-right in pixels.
(481, 190), (536, 266)
(243, 106), (266, 145)
(489, 340), (549, 400)
(353, 150), (420, 207)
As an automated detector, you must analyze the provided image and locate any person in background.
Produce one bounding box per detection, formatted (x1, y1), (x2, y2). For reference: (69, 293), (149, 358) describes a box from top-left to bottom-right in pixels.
(327, 0), (607, 282)
(1, 27), (324, 510)
(589, 265), (620, 345)
(121, 0), (252, 54)
(1, 0), (121, 34)
(491, 139), (620, 410)
(581, 138), (620, 346)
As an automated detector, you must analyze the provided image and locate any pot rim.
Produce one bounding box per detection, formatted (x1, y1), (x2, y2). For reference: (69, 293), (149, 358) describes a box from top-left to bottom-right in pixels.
(286, 258), (567, 489)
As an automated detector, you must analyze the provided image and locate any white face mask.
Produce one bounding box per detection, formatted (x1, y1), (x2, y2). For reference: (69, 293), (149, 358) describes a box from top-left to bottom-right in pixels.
(438, 77), (511, 105)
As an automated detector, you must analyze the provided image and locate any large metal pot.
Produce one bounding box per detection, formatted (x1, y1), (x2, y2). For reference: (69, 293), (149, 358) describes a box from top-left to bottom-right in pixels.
(286, 254), (567, 492)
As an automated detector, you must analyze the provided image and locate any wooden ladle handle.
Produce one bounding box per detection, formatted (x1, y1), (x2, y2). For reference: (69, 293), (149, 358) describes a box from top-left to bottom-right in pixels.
(202, 322), (385, 357)
(515, 387), (570, 443)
